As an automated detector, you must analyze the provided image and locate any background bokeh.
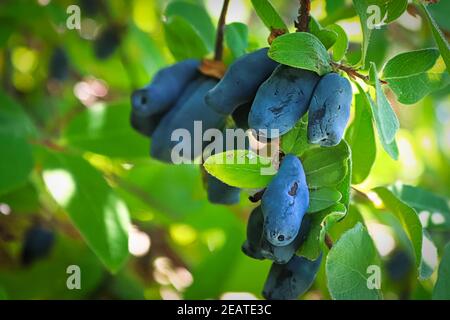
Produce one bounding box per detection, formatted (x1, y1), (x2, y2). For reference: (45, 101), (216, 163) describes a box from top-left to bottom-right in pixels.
(0, 0), (449, 300)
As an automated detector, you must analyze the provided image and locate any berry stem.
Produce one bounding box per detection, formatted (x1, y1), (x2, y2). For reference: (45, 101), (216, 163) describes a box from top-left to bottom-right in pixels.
(295, 0), (311, 32)
(214, 0), (231, 61)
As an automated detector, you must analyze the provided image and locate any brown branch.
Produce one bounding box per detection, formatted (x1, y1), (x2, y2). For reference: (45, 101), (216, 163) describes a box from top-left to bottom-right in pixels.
(214, 0), (231, 61)
(331, 62), (388, 85)
(295, 0), (311, 32)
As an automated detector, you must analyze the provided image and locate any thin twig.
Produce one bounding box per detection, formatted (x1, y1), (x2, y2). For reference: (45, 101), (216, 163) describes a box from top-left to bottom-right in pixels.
(331, 61), (388, 85)
(295, 0), (311, 32)
(214, 0), (231, 61)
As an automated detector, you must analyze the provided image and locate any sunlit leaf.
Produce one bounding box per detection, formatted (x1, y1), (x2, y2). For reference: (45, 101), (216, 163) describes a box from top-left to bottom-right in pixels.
(346, 93), (376, 184)
(326, 223), (382, 300)
(250, 0), (288, 32)
(269, 32), (333, 76)
(204, 150), (276, 189)
(41, 149), (130, 272)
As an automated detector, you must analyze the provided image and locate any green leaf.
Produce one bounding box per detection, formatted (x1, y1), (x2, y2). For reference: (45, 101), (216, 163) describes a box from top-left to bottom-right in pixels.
(63, 102), (149, 159)
(309, 18), (338, 50)
(280, 116), (309, 156)
(165, 1), (215, 52)
(0, 182), (40, 214)
(225, 22), (249, 59)
(269, 32), (333, 76)
(336, 155), (352, 210)
(327, 24), (349, 62)
(382, 0), (408, 23)
(373, 187), (423, 273)
(321, 2), (356, 26)
(319, 204), (347, 252)
(326, 0), (346, 16)
(41, 150), (130, 272)
(352, 0), (374, 69)
(390, 184), (450, 230)
(428, 1), (450, 31)
(250, 0), (288, 32)
(386, 71), (449, 105)
(370, 63), (399, 143)
(301, 141), (350, 188)
(383, 48), (448, 104)
(0, 132), (33, 195)
(308, 188), (342, 213)
(0, 90), (36, 137)
(383, 49), (440, 78)
(203, 150), (276, 189)
(163, 15), (209, 61)
(352, 0), (407, 69)
(326, 223), (382, 300)
(345, 93), (376, 184)
(367, 64), (400, 160)
(420, 4), (450, 74)
(299, 203), (347, 260)
(433, 243), (450, 300)
(365, 28), (389, 70)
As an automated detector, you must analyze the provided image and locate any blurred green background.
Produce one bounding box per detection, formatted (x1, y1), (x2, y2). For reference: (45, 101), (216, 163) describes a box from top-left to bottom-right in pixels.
(0, 0), (449, 300)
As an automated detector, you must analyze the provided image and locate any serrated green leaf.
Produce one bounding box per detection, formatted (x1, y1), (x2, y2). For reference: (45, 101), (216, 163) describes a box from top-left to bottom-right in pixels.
(420, 4), (450, 74)
(250, 0), (288, 32)
(269, 32), (333, 76)
(63, 102), (149, 159)
(373, 187), (423, 274)
(326, 223), (383, 300)
(346, 93), (376, 184)
(41, 150), (130, 272)
(163, 15), (209, 61)
(225, 22), (249, 59)
(327, 24), (349, 62)
(433, 243), (450, 300)
(165, 1), (215, 52)
(308, 188), (342, 213)
(203, 150), (276, 189)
